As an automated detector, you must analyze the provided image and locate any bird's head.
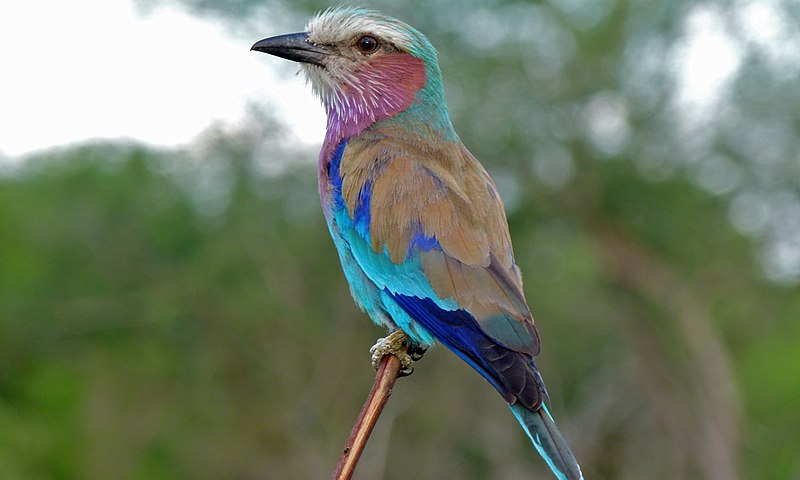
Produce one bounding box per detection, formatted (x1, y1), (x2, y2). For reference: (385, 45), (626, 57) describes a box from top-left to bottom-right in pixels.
(252, 7), (453, 141)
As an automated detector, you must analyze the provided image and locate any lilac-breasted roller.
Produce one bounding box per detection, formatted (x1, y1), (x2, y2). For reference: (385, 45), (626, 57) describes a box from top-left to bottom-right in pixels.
(252, 7), (583, 479)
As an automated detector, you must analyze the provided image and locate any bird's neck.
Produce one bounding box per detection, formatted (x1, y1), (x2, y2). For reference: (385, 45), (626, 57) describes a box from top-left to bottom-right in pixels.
(317, 53), (456, 169)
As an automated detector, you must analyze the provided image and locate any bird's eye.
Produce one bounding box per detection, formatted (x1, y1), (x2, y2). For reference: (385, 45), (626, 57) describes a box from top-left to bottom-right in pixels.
(356, 35), (379, 54)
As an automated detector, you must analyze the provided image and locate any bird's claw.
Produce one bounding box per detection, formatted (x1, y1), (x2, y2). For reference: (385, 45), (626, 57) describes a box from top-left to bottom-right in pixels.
(408, 341), (427, 361)
(370, 330), (417, 377)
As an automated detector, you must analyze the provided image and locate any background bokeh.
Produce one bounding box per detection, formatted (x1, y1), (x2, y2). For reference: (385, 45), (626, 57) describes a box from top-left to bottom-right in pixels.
(2, 1), (800, 479)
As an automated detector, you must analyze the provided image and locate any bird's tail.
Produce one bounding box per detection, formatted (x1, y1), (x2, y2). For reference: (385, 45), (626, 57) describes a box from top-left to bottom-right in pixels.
(510, 403), (583, 480)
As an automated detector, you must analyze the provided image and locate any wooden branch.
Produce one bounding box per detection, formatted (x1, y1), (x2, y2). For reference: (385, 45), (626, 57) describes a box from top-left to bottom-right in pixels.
(330, 354), (402, 480)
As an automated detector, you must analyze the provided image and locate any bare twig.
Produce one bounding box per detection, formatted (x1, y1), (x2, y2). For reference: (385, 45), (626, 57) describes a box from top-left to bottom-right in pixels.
(330, 354), (402, 480)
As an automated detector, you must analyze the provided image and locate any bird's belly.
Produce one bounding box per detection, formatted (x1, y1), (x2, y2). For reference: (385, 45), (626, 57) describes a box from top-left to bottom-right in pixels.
(324, 208), (437, 346)
(324, 210), (394, 327)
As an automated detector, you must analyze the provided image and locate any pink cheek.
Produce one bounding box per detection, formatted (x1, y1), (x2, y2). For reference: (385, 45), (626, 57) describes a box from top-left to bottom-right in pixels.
(356, 53), (427, 110)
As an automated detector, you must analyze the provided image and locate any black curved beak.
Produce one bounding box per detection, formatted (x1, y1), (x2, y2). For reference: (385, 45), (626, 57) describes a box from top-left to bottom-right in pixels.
(251, 32), (329, 66)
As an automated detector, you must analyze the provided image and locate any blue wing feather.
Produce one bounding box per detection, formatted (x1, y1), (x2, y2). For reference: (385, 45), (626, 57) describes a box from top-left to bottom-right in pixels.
(388, 292), (506, 393)
(388, 292), (546, 407)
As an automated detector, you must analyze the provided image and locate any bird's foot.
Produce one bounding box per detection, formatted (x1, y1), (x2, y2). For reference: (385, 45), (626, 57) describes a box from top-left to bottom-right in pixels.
(369, 330), (421, 377)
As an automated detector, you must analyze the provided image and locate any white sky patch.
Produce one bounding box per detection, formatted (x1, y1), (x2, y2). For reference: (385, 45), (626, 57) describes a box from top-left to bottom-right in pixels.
(739, 0), (782, 45)
(0, 0), (325, 159)
(737, 0), (800, 74)
(671, 5), (742, 113)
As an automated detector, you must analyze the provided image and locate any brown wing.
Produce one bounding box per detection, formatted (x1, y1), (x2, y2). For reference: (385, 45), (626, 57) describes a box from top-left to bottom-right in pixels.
(339, 130), (540, 355)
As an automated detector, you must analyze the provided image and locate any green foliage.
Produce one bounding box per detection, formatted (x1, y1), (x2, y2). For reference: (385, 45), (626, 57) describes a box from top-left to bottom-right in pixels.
(0, 134), (797, 478)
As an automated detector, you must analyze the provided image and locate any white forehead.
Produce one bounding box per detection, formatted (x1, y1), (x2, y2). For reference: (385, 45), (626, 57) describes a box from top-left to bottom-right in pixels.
(306, 6), (416, 51)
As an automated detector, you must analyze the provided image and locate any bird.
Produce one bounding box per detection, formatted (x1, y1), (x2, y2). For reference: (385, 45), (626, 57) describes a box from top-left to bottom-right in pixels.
(252, 7), (583, 480)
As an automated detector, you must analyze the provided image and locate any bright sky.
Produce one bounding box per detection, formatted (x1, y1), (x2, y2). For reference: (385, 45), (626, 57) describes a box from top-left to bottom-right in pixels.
(0, 0), (750, 160)
(0, 0), (325, 159)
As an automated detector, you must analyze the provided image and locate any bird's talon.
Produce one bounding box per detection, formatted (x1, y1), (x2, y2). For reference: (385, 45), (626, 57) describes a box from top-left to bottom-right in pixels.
(408, 342), (427, 361)
(370, 330), (416, 374)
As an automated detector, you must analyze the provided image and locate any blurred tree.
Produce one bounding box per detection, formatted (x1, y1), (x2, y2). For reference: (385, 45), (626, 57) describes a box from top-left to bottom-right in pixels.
(1, 0), (799, 479)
